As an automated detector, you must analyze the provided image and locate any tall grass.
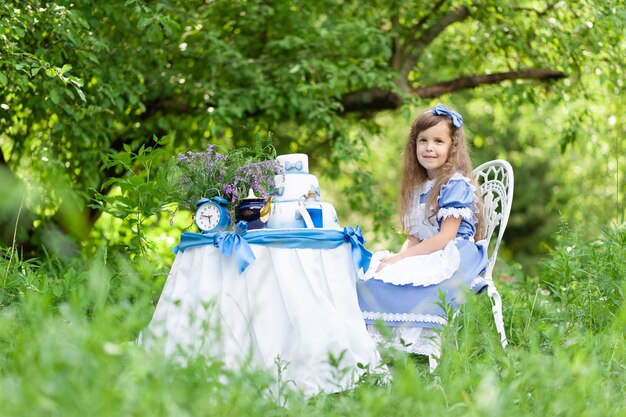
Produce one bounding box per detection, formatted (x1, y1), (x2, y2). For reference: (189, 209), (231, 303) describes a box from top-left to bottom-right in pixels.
(1, 224), (624, 416)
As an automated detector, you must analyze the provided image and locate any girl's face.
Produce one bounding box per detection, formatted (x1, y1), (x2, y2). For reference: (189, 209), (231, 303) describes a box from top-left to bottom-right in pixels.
(415, 121), (452, 179)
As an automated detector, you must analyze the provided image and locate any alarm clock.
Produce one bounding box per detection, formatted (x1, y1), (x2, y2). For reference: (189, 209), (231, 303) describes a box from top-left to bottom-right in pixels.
(194, 196), (231, 233)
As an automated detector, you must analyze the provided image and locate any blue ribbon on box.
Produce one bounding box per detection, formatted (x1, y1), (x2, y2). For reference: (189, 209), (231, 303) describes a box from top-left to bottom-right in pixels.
(173, 223), (372, 275)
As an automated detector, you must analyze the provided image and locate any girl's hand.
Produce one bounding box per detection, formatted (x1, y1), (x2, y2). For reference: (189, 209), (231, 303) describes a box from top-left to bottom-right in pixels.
(375, 253), (404, 273)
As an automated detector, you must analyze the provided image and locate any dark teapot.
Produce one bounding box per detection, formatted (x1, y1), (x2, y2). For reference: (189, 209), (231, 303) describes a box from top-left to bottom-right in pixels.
(235, 189), (271, 230)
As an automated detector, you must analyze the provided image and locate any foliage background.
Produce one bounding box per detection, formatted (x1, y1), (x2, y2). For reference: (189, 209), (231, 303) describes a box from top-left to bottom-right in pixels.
(0, 0), (624, 415)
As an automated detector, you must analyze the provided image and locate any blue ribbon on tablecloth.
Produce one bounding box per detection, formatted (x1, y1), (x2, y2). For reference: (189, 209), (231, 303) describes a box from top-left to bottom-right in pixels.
(172, 224), (372, 275)
(213, 221), (256, 274)
(343, 225), (372, 274)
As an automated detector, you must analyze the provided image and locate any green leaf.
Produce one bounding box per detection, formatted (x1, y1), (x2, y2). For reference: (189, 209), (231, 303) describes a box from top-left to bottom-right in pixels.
(0, 72), (6, 86)
(50, 89), (61, 104)
(13, 26), (25, 38)
(154, 134), (170, 145)
(138, 16), (152, 30)
(119, 153), (132, 167)
(52, 283), (64, 297)
(69, 76), (84, 87)
(74, 85), (86, 102)
(129, 176), (144, 186)
(101, 177), (120, 190)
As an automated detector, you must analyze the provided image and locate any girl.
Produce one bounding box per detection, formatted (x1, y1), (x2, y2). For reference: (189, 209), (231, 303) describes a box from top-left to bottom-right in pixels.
(356, 104), (489, 354)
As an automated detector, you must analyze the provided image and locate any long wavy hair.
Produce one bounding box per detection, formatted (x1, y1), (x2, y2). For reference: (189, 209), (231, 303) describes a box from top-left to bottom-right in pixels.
(399, 107), (484, 240)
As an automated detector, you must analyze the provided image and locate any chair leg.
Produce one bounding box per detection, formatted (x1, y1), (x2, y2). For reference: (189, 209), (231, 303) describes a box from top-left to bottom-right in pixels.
(428, 354), (439, 372)
(427, 331), (441, 372)
(487, 283), (508, 348)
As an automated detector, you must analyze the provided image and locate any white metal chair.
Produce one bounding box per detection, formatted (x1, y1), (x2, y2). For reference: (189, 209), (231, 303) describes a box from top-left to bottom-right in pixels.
(472, 159), (514, 348)
(418, 160), (514, 369)
(424, 160), (513, 368)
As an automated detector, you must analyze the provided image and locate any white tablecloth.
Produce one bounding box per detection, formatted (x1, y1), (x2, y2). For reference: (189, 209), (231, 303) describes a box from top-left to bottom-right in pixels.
(139, 241), (380, 396)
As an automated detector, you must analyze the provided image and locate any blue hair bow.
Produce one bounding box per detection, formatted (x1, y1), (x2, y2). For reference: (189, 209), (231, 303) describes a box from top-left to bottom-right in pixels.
(432, 103), (463, 128)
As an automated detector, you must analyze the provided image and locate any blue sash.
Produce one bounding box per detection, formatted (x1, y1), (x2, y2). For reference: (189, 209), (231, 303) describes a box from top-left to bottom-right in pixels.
(173, 222), (371, 275)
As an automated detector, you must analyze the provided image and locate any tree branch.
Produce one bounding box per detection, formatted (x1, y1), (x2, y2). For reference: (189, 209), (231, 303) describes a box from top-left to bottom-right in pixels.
(341, 68), (566, 112)
(407, 0), (447, 46)
(410, 68), (567, 98)
(411, 5), (470, 57)
(391, 1), (447, 71)
(405, 0), (448, 46)
(340, 87), (404, 113)
(512, 0), (561, 16)
(399, 6), (470, 84)
(138, 68), (566, 116)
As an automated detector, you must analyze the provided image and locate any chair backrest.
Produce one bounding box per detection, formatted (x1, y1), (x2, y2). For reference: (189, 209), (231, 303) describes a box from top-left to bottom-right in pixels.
(472, 160), (514, 273)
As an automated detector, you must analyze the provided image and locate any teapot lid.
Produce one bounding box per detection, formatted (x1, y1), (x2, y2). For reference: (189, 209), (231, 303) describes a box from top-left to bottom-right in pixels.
(242, 188), (265, 201)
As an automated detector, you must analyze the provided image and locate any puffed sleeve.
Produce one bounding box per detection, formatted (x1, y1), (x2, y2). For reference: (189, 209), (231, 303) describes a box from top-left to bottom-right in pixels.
(436, 176), (476, 221)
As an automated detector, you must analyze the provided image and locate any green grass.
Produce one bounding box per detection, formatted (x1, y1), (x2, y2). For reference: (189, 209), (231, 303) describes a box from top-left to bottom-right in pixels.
(1, 224), (624, 416)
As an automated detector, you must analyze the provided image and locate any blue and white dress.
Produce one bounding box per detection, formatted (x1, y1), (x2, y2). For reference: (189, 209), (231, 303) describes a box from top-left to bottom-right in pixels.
(356, 173), (489, 352)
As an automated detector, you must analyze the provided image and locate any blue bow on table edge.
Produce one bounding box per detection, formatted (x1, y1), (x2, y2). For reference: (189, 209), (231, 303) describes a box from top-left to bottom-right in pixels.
(432, 103), (463, 128)
(171, 222), (256, 274)
(343, 226), (372, 274)
(213, 221), (256, 274)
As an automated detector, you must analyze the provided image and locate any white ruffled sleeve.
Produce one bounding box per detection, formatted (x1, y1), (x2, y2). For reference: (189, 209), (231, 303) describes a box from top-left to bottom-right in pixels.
(436, 175), (475, 221)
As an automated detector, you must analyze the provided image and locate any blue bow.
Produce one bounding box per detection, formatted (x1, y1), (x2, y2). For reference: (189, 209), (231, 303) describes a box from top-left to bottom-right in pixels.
(285, 161), (303, 172)
(432, 103), (463, 128)
(214, 221), (256, 274)
(343, 226), (372, 274)
(272, 186), (285, 196)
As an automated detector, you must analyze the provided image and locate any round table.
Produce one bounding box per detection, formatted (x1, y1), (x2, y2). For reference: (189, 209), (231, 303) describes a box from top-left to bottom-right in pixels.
(138, 227), (380, 397)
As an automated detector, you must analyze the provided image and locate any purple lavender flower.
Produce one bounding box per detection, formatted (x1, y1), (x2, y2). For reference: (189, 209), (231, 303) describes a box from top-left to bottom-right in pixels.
(169, 138), (280, 214)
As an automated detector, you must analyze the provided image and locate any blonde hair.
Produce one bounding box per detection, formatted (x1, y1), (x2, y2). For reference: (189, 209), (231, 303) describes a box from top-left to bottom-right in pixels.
(399, 107), (484, 239)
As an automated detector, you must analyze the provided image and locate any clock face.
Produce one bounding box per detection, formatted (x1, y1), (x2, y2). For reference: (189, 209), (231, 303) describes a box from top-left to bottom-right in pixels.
(195, 203), (221, 231)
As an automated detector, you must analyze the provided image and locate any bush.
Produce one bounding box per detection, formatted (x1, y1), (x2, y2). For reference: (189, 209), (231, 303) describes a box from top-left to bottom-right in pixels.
(534, 222), (625, 332)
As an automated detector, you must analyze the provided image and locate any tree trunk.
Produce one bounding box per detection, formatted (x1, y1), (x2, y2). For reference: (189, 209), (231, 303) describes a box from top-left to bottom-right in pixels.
(0, 148), (38, 257)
